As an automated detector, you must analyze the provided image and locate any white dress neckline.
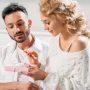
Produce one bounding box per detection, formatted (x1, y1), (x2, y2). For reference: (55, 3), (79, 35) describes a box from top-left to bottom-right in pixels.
(55, 35), (89, 55)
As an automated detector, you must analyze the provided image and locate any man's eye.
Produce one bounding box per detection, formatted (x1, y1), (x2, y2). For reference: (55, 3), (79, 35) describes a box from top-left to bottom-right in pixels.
(7, 25), (13, 29)
(17, 22), (24, 26)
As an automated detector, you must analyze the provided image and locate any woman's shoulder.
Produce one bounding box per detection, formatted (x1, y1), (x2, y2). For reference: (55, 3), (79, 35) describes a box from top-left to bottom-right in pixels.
(70, 35), (89, 52)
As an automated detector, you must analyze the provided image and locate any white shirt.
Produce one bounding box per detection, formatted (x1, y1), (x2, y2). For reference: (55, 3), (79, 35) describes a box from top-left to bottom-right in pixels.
(0, 37), (48, 83)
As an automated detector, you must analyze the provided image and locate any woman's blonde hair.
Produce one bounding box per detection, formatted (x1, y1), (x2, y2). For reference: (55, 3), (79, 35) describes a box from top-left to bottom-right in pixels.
(39, 0), (90, 38)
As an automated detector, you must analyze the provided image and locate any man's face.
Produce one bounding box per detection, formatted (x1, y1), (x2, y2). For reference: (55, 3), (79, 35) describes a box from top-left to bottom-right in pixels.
(4, 11), (31, 43)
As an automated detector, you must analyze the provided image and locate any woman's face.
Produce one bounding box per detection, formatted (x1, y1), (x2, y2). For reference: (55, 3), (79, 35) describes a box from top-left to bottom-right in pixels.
(40, 13), (65, 36)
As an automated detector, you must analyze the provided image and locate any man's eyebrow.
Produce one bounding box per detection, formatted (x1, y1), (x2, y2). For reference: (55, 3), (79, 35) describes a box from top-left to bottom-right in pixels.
(6, 19), (24, 26)
(6, 23), (13, 26)
(16, 19), (24, 23)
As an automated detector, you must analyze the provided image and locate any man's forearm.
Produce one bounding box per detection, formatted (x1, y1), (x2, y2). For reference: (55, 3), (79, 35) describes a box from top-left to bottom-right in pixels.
(0, 82), (18, 90)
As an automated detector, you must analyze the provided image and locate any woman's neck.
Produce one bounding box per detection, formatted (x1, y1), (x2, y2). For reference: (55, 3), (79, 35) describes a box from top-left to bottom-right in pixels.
(59, 30), (77, 51)
(60, 30), (72, 41)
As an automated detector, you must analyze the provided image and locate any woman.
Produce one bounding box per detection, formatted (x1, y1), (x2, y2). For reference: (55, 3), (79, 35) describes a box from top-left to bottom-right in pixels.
(22, 0), (90, 90)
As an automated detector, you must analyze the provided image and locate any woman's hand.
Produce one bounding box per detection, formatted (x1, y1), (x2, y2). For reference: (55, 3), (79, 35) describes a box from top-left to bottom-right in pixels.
(24, 49), (47, 80)
(21, 66), (47, 80)
(24, 50), (41, 68)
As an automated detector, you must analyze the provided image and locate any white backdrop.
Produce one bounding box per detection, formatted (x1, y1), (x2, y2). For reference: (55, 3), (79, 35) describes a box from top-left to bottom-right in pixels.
(0, 31), (52, 45)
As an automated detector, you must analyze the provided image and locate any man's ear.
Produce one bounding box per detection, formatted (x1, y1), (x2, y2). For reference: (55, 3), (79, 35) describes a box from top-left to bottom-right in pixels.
(6, 27), (8, 31)
(28, 19), (32, 27)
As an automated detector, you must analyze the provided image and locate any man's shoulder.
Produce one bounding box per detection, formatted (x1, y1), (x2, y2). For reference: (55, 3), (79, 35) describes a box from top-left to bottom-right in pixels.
(0, 43), (10, 49)
(0, 41), (17, 52)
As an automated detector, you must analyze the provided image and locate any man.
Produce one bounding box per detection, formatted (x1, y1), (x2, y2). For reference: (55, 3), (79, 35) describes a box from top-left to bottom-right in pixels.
(0, 3), (48, 90)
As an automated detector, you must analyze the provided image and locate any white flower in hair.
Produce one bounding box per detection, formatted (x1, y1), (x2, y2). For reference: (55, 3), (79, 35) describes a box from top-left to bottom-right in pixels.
(60, 4), (65, 11)
(61, 0), (78, 5)
(60, 0), (69, 5)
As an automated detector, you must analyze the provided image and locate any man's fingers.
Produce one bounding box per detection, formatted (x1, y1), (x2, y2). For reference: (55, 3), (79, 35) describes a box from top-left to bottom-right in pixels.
(32, 83), (39, 89)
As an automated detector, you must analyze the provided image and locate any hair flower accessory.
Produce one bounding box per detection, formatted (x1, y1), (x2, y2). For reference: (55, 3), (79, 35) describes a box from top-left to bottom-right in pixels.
(60, 3), (65, 11)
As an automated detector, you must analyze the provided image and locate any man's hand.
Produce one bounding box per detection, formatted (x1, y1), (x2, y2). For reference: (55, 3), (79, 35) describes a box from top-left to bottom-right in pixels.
(0, 81), (39, 90)
(17, 81), (39, 90)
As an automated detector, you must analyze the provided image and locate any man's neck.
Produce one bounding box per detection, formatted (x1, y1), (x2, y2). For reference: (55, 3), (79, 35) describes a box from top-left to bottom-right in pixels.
(17, 34), (35, 50)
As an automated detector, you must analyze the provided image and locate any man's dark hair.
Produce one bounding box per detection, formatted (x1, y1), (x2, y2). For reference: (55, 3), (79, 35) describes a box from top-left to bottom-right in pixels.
(2, 3), (28, 20)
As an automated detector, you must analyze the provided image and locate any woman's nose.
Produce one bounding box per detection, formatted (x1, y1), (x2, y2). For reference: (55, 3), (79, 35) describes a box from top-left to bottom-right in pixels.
(44, 24), (49, 30)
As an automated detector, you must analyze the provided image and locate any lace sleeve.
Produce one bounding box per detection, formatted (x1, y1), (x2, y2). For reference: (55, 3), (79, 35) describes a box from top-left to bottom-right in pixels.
(58, 50), (89, 90)
(43, 73), (60, 90)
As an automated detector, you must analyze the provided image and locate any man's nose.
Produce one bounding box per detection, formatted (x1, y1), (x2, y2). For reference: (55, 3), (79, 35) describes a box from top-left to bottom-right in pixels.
(14, 25), (21, 32)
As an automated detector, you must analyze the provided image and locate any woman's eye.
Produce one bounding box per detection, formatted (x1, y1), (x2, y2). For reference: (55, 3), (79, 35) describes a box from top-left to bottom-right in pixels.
(44, 20), (50, 24)
(46, 21), (50, 24)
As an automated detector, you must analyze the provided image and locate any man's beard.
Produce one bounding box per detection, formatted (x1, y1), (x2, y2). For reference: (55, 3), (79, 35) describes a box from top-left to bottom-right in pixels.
(9, 30), (30, 43)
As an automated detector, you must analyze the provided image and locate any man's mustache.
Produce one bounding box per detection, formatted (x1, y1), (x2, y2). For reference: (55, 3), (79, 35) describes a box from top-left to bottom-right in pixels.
(14, 31), (24, 37)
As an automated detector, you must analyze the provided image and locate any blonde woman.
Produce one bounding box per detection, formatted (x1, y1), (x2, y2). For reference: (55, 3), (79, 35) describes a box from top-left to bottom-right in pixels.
(38, 0), (90, 90)
(21, 0), (90, 90)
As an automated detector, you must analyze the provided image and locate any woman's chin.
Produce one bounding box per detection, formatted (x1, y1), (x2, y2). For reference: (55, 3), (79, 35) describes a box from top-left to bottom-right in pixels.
(51, 33), (59, 37)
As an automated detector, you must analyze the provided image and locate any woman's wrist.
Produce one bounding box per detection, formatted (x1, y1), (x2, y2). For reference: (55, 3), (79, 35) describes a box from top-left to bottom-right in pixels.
(33, 70), (48, 81)
(40, 71), (48, 80)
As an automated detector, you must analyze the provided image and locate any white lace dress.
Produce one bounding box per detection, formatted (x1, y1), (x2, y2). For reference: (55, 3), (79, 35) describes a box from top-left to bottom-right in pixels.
(44, 35), (90, 90)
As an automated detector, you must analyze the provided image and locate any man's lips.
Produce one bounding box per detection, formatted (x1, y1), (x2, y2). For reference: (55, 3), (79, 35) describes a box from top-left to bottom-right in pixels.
(15, 33), (23, 37)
